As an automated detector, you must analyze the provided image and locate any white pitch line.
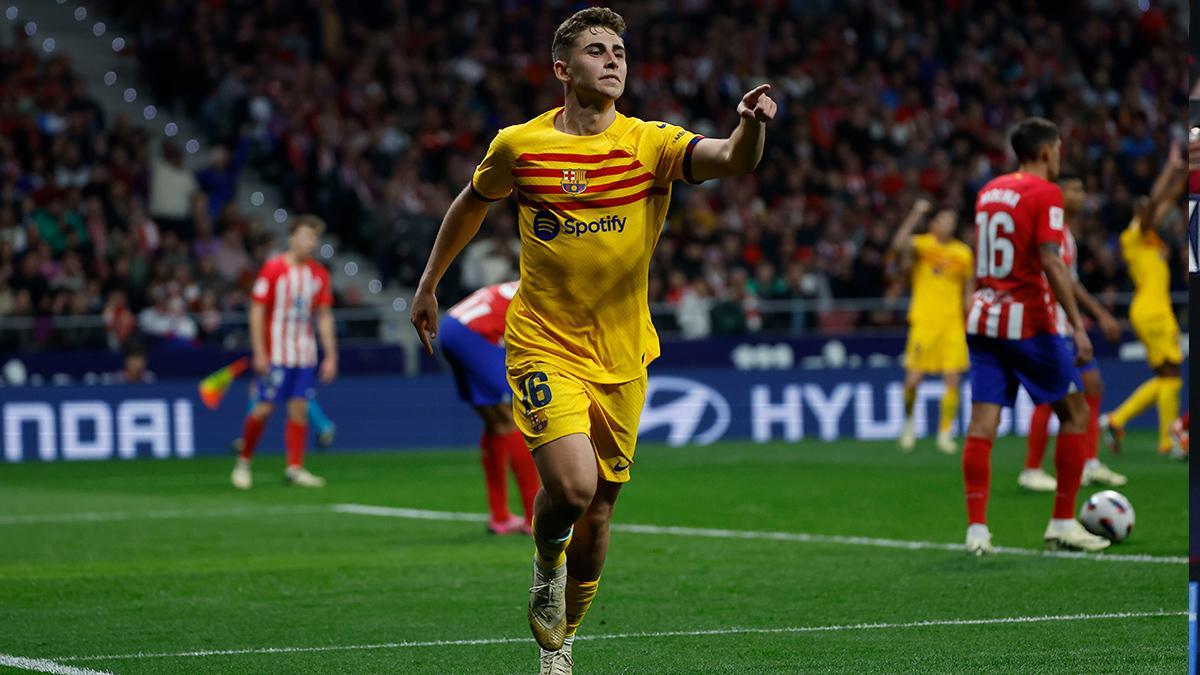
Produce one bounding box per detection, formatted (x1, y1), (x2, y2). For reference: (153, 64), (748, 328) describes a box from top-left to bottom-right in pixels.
(52, 610), (1184, 662)
(0, 505), (330, 525)
(0, 653), (114, 674)
(332, 503), (1187, 565)
(3, 503), (1183, 564)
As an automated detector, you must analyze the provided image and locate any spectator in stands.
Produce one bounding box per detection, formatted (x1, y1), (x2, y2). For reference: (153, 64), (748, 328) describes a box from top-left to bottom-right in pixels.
(148, 141), (197, 235)
(117, 342), (156, 383)
(195, 140), (248, 218)
(0, 0), (1185, 351)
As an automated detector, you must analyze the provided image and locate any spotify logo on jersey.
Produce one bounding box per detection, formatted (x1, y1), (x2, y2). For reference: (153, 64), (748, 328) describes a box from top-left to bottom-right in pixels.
(533, 210), (561, 241)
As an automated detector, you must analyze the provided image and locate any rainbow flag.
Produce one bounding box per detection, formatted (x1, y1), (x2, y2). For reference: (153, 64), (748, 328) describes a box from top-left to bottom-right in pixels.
(198, 357), (250, 410)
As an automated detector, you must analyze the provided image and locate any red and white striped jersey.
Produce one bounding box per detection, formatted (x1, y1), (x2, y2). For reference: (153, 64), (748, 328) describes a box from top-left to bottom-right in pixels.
(1053, 226), (1079, 335)
(251, 254), (333, 367)
(967, 172), (1064, 340)
(447, 281), (519, 345)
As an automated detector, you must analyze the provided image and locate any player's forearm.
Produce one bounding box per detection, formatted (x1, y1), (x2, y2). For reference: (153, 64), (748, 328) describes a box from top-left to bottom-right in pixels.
(890, 211), (922, 252)
(1072, 279), (1110, 322)
(416, 187), (490, 293)
(1042, 254), (1084, 330)
(1148, 157), (1184, 206)
(723, 117), (766, 176)
(317, 309), (337, 358)
(248, 304), (266, 358)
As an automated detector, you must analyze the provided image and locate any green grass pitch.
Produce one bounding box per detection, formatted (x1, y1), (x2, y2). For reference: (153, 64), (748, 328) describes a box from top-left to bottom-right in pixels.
(0, 431), (1185, 673)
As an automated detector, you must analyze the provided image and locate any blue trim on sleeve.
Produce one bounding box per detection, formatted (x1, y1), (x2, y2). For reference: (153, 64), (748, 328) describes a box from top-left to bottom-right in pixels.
(469, 183), (503, 202)
(682, 135), (705, 185)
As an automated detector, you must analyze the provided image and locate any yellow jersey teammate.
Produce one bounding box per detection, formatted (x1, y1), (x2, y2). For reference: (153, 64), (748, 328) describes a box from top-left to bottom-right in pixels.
(889, 198), (974, 454)
(1102, 144), (1187, 455)
(409, 7), (775, 672)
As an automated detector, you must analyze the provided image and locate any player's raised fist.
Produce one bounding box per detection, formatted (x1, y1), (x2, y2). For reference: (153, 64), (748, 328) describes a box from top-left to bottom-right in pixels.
(912, 198), (933, 215)
(737, 84), (776, 123)
(410, 289), (439, 356)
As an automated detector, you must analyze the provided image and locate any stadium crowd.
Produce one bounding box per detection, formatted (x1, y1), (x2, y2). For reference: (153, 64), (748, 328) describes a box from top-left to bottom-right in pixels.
(0, 29), (292, 352)
(1, 0), (1189, 350)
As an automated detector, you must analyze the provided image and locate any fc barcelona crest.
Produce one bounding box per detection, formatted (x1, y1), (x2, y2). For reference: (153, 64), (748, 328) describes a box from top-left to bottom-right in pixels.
(561, 169), (588, 195)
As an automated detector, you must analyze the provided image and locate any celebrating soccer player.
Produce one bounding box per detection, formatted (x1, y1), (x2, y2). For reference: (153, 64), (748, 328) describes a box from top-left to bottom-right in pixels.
(440, 281), (541, 535)
(961, 117), (1110, 555)
(1019, 173), (1125, 491)
(889, 198), (974, 455)
(410, 7), (774, 672)
(230, 215), (337, 490)
(1100, 145), (1187, 457)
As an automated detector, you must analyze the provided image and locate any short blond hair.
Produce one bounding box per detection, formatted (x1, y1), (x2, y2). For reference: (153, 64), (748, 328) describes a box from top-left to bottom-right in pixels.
(551, 7), (626, 63)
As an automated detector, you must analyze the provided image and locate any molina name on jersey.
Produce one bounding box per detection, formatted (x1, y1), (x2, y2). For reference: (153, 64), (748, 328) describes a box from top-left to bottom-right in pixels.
(967, 172), (1063, 340)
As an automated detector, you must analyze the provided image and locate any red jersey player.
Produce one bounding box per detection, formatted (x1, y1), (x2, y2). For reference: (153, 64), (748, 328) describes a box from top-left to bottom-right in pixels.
(962, 117), (1109, 554)
(1019, 173), (1125, 492)
(438, 281), (540, 534)
(231, 215), (337, 490)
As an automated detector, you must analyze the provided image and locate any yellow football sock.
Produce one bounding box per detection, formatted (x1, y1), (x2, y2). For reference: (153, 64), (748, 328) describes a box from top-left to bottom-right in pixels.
(533, 523), (571, 569)
(904, 385), (917, 418)
(1110, 378), (1160, 430)
(939, 386), (959, 434)
(565, 576), (599, 637)
(1156, 376), (1182, 452)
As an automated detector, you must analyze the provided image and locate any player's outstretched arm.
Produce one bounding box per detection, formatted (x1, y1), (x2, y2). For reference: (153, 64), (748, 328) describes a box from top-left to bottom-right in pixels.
(688, 84), (776, 181)
(1072, 279), (1121, 343)
(1139, 142), (1187, 234)
(1040, 242), (1092, 364)
(410, 185), (493, 354)
(889, 198), (932, 253)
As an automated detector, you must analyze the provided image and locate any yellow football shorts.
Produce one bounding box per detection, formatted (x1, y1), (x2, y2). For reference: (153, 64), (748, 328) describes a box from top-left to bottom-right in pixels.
(905, 321), (969, 374)
(1131, 311), (1182, 368)
(508, 362), (647, 483)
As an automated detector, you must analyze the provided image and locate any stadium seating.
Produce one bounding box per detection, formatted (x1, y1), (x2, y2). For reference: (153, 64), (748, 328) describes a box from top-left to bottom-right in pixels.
(0, 1), (1188, 350)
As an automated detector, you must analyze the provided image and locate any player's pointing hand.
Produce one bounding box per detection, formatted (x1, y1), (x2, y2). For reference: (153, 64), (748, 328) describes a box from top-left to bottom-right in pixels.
(738, 84), (776, 123)
(410, 289), (439, 356)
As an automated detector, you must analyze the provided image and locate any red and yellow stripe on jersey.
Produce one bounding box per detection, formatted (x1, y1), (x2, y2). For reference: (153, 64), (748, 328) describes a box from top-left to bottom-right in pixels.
(471, 109), (702, 383)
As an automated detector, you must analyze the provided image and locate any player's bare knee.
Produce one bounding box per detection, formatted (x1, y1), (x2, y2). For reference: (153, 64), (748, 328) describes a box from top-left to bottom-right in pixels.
(1158, 362), (1181, 378)
(287, 399), (308, 423)
(966, 404), (1000, 438)
(1055, 394), (1088, 433)
(540, 476), (594, 519)
(966, 419), (994, 438)
(252, 402), (274, 419)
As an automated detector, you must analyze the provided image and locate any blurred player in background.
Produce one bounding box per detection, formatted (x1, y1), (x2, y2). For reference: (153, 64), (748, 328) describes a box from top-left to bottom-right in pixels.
(410, 7), (774, 672)
(961, 117), (1109, 555)
(231, 215), (337, 490)
(231, 392), (337, 452)
(1101, 145), (1187, 457)
(1019, 173), (1125, 492)
(889, 198), (973, 455)
(440, 280), (540, 535)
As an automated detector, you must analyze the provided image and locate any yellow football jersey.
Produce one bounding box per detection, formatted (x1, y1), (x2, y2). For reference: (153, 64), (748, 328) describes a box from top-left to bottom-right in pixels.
(471, 108), (702, 383)
(1120, 217), (1172, 319)
(908, 233), (973, 326)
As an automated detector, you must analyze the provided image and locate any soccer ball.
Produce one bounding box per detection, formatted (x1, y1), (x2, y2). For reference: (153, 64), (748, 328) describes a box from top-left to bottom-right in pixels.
(1078, 490), (1135, 543)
